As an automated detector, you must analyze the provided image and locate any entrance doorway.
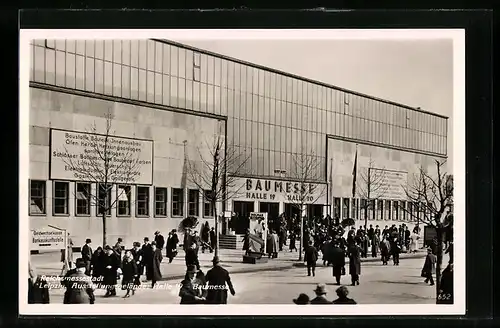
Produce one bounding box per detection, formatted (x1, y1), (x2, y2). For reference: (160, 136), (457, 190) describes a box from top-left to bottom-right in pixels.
(231, 201), (254, 234)
(259, 202), (280, 232)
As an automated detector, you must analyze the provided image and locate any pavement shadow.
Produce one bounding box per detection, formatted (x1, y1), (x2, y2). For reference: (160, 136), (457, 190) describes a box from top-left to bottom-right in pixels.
(374, 280), (425, 286)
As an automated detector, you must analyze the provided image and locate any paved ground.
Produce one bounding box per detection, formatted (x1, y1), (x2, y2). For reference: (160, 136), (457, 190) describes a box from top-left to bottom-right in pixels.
(34, 251), (440, 304)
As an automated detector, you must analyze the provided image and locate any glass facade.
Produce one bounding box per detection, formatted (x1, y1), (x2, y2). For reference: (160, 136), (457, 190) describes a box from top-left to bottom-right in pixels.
(30, 39), (448, 183)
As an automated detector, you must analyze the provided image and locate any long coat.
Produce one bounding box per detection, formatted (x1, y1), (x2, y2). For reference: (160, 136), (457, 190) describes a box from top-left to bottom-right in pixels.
(205, 265), (236, 304)
(91, 250), (105, 279)
(330, 246), (346, 276)
(28, 277), (50, 304)
(121, 259), (138, 288)
(371, 235), (380, 254)
(422, 253), (436, 275)
(103, 253), (121, 287)
(304, 246), (318, 264)
(380, 239), (391, 257)
(348, 245), (361, 276)
(167, 234), (179, 258)
(179, 278), (205, 304)
(155, 234), (165, 250)
(64, 271), (95, 304)
(150, 249), (163, 281)
(266, 234), (277, 254)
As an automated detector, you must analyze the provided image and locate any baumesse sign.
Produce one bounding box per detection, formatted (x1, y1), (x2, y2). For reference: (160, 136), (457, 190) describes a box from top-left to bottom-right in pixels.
(230, 177), (327, 204)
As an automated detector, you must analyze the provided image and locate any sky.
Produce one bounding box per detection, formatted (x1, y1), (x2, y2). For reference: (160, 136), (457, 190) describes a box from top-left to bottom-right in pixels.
(171, 38), (454, 172)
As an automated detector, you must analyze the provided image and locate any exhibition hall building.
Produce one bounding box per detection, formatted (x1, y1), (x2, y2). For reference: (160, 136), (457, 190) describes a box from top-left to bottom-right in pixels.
(28, 39), (449, 247)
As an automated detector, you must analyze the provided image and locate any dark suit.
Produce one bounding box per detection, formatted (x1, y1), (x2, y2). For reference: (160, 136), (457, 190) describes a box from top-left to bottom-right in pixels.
(103, 253), (120, 295)
(64, 270), (95, 304)
(28, 277), (50, 304)
(205, 265), (235, 304)
(332, 297), (357, 304)
(304, 245), (318, 277)
(81, 244), (93, 275)
(141, 243), (153, 277)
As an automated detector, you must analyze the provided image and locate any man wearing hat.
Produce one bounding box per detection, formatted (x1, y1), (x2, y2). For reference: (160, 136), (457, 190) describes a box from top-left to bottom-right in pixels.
(421, 248), (436, 286)
(293, 293), (310, 305)
(81, 238), (93, 276)
(63, 258), (95, 304)
(103, 245), (120, 297)
(166, 230), (179, 263)
(154, 230), (165, 252)
(130, 242), (143, 286)
(150, 241), (163, 288)
(141, 237), (153, 279)
(310, 283), (330, 304)
(179, 265), (206, 304)
(204, 256), (236, 304)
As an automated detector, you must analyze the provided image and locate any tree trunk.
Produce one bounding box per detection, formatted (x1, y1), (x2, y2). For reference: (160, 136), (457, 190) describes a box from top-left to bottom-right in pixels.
(299, 207), (304, 261)
(212, 199), (218, 257)
(435, 227), (443, 303)
(102, 211), (107, 247)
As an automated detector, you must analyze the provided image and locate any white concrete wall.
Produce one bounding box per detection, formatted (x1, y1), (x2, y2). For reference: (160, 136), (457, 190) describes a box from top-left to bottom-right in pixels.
(29, 88), (222, 248)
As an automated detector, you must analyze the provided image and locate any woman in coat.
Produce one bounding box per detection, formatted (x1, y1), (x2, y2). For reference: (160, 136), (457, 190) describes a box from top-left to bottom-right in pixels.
(179, 265), (206, 304)
(121, 250), (138, 298)
(103, 245), (121, 297)
(371, 233), (380, 258)
(91, 247), (105, 280)
(151, 241), (163, 288)
(289, 232), (297, 252)
(329, 239), (346, 285)
(348, 241), (361, 286)
(421, 248), (436, 286)
(409, 233), (419, 253)
(242, 229), (251, 255)
(166, 230), (179, 263)
(379, 236), (391, 265)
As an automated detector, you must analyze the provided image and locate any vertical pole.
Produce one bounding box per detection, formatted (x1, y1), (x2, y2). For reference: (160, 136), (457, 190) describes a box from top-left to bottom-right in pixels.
(299, 214), (303, 261)
(62, 230), (68, 275)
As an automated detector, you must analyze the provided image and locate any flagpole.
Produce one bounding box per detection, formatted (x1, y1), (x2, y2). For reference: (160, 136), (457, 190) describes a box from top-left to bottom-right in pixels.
(329, 158), (333, 217)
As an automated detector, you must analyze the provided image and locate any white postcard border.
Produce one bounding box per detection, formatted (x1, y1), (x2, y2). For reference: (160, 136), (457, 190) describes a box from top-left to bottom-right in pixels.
(19, 28), (465, 316)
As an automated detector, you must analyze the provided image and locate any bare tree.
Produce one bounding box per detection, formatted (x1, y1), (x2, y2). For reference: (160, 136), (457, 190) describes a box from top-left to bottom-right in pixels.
(185, 134), (251, 257)
(402, 160), (453, 303)
(289, 149), (327, 261)
(59, 112), (142, 246)
(356, 156), (388, 229)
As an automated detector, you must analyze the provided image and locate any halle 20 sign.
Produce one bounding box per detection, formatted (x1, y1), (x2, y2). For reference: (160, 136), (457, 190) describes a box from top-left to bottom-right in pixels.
(231, 177), (327, 204)
(50, 129), (154, 185)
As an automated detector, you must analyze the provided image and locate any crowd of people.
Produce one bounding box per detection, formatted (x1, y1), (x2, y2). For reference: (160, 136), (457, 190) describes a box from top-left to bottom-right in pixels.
(293, 284), (357, 305)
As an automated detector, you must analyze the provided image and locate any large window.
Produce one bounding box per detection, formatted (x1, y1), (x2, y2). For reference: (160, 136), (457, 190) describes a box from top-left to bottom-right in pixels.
(385, 200), (392, 220)
(137, 186), (150, 217)
(342, 198), (349, 219)
(75, 182), (91, 216)
(393, 200), (399, 221)
(333, 197), (341, 219)
(97, 183), (112, 216)
(203, 190), (214, 217)
(30, 180), (46, 215)
(188, 189), (200, 216)
(377, 200), (384, 220)
(351, 198), (357, 220)
(53, 181), (69, 215)
(155, 187), (168, 217)
(117, 185), (131, 216)
(172, 188), (184, 217)
(400, 201), (406, 221)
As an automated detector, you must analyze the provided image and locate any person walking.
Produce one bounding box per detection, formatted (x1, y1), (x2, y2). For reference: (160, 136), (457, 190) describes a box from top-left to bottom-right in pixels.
(421, 248), (436, 286)
(63, 258), (95, 304)
(330, 237), (346, 285)
(81, 238), (93, 276)
(90, 246), (105, 281)
(310, 284), (330, 304)
(331, 286), (357, 304)
(103, 245), (120, 297)
(371, 233), (380, 258)
(166, 230), (179, 263)
(409, 232), (419, 253)
(185, 240), (200, 270)
(379, 235), (391, 265)
(304, 240), (319, 277)
(390, 236), (401, 265)
(179, 265), (206, 304)
(61, 233), (74, 269)
(154, 231), (165, 253)
(348, 240), (361, 286)
(289, 231), (297, 252)
(150, 241), (163, 288)
(130, 242), (143, 288)
(242, 228), (251, 256)
(141, 237), (153, 280)
(204, 256), (236, 304)
(121, 250), (138, 298)
(114, 238), (124, 259)
(209, 227), (216, 253)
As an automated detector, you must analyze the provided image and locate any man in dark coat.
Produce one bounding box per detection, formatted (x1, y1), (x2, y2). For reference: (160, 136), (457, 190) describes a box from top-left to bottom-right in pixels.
(348, 241), (361, 286)
(185, 240), (200, 270)
(150, 241), (163, 288)
(114, 238), (124, 258)
(404, 226), (411, 250)
(154, 231), (165, 252)
(304, 240), (319, 277)
(374, 225), (381, 238)
(103, 245), (120, 297)
(330, 238), (346, 285)
(28, 262), (50, 304)
(390, 236), (401, 265)
(141, 237), (153, 279)
(209, 227), (216, 252)
(422, 248), (436, 286)
(437, 263), (453, 304)
(130, 242), (143, 286)
(367, 225), (374, 243)
(204, 256), (236, 304)
(64, 258), (95, 304)
(166, 230), (180, 263)
(81, 238), (93, 276)
(183, 228), (193, 252)
(382, 225), (389, 238)
(310, 284), (330, 304)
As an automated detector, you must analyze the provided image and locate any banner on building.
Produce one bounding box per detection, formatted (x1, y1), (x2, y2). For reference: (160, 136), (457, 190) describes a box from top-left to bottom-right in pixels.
(369, 168), (408, 200)
(50, 129), (154, 185)
(31, 225), (67, 251)
(248, 212), (268, 253)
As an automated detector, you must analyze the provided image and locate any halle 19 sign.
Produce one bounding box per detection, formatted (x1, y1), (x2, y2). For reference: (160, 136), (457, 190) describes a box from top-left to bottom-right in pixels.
(50, 129), (154, 185)
(233, 178), (327, 204)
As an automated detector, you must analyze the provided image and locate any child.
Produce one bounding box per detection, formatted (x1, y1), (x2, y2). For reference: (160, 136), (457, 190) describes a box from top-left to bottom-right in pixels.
(304, 240), (319, 277)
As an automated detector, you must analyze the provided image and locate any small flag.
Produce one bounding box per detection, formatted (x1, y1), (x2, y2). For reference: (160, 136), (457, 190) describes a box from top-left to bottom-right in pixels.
(352, 147), (358, 198)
